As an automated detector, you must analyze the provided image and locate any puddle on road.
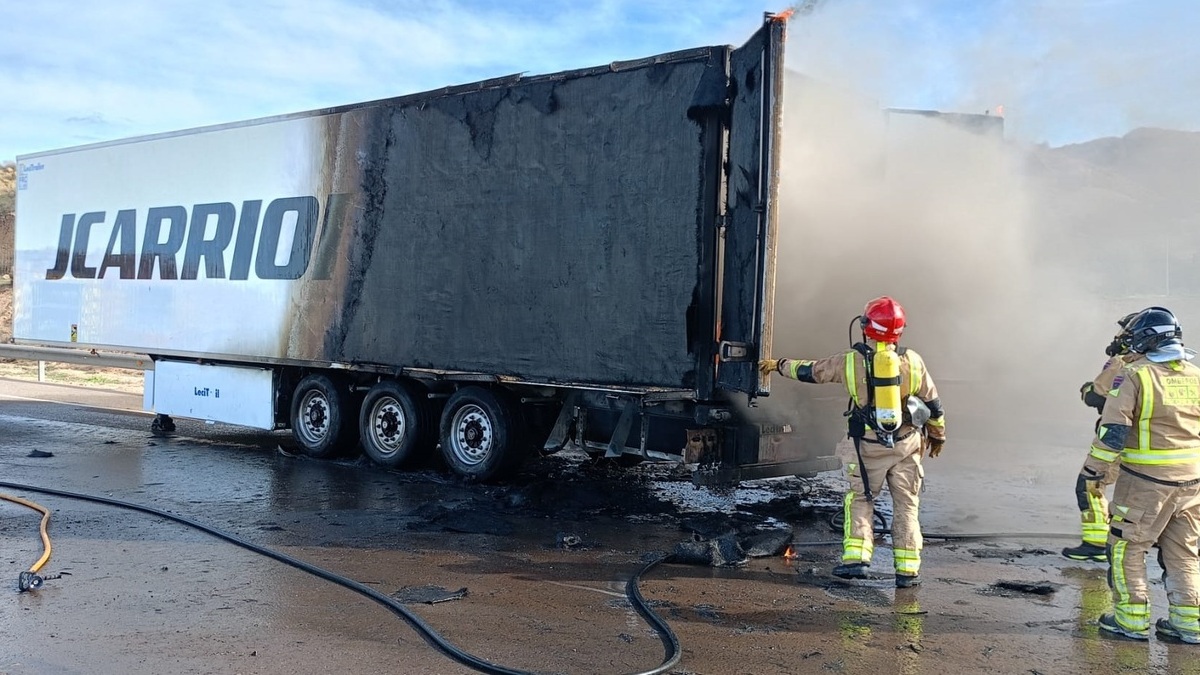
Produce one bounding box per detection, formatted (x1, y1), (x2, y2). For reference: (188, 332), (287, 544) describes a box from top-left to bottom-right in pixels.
(10, 410), (1200, 675)
(821, 581), (895, 607)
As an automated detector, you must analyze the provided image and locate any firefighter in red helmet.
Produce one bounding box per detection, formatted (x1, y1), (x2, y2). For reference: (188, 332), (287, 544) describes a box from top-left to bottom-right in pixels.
(760, 296), (946, 587)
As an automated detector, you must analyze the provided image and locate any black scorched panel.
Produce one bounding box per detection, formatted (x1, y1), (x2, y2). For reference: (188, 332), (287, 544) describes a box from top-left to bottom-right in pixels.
(315, 54), (721, 389)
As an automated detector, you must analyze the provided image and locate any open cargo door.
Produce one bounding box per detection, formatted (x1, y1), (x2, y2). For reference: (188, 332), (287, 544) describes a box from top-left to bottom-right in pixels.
(717, 15), (787, 397)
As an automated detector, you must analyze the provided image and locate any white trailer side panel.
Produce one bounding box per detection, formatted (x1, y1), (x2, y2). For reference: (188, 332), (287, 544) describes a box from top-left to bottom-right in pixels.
(14, 118), (324, 357)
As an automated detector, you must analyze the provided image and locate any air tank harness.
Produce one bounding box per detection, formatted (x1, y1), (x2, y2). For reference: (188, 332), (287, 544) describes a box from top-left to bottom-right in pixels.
(844, 315), (909, 503)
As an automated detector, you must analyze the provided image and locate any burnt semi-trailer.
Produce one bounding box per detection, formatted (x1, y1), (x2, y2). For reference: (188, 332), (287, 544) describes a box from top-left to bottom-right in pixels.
(12, 15), (838, 484)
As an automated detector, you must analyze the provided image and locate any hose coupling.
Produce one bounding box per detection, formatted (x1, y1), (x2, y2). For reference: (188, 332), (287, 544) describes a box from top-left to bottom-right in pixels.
(18, 571), (44, 592)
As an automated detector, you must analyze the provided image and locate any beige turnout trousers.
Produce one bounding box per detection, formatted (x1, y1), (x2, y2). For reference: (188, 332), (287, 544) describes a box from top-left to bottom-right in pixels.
(841, 432), (925, 575)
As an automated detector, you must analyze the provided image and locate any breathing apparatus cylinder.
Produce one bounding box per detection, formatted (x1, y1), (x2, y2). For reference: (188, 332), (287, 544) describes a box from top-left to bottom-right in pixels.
(872, 341), (902, 433)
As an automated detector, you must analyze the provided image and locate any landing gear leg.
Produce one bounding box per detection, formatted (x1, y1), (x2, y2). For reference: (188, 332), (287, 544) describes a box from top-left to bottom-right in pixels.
(151, 413), (176, 436)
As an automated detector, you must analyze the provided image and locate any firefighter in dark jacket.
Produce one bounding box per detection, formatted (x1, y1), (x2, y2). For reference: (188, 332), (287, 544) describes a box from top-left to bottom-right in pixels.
(1090, 307), (1200, 644)
(759, 296), (945, 588)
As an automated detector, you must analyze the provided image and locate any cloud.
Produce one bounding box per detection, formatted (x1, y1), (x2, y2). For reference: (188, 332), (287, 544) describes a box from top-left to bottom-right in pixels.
(0, 0), (759, 159)
(782, 0), (1200, 145)
(0, 0), (1196, 160)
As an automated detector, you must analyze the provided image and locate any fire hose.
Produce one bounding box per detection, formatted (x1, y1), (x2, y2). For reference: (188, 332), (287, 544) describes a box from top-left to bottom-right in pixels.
(826, 509), (1079, 541)
(1, 479), (1082, 674)
(0, 479), (680, 675)
(0, 492), (60, 592)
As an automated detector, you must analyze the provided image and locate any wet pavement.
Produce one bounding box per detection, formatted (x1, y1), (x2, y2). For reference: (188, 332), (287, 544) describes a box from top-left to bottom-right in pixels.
(3, 378), (1200, 674)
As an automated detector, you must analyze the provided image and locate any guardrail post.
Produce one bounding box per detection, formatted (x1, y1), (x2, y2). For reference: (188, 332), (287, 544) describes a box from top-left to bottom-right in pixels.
(38, 360), (46, 382)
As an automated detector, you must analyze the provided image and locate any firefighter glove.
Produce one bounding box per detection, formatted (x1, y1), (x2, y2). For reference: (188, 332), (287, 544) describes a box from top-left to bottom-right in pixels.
(927, 438), (945, 458)
(758, 359), (780, 376)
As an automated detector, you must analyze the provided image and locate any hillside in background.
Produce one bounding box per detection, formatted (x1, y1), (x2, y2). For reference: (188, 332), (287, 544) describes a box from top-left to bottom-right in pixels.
(1027, 128), (1200, 305)
(0, 161), (13, 214)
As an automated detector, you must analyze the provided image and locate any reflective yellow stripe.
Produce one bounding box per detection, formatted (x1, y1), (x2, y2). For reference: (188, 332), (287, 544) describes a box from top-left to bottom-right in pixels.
(1116, 604), (1151, 633)
(842, 541), (871, 563)
(1121, 447), (1200, 465)
(1171, 605), (1200, 634)
(1137, 368), (1153, 451)
(842, 491), (872, 563)
(893, 548), (921, 575)
(908, 358), (922, 396)
(1112, 540), (1151, 632)
(1082, 491), (1109, 546)
(1090, 445), (1119, 462)
(788, 360), (804, 379)
(1082, 523), (1109, 545)
(926, 417), (945, 428)
(845, 353), (858, 405)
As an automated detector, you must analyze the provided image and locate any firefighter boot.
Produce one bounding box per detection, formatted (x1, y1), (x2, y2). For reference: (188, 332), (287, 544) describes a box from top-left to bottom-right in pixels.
(832, 563), (870, 579)
(1156, 619), (1200, 644)
(1098, 613), (1149, 641)
(1061, 542), (1107, 563)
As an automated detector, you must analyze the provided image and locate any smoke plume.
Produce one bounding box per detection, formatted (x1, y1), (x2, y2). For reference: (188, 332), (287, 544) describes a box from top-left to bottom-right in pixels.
(747, 3), (1200, 531)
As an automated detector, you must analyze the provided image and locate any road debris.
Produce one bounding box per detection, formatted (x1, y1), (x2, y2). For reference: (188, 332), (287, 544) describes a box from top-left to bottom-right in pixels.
(391, 585), (470, 605)
(980, 580), (1063, 598)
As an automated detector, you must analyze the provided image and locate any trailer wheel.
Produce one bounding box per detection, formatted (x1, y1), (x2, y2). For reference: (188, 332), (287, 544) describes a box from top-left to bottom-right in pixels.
(291, 374), (356, 458)
(439, 386), (525, 482)
(359, 380), (434, 468)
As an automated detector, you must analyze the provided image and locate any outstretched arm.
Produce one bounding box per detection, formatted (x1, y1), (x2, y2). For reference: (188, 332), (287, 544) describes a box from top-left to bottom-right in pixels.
(760, 353), (848, 384)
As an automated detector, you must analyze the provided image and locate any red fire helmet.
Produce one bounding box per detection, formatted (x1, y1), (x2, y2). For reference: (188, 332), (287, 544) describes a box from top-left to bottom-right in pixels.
(862, 296), (906, 343)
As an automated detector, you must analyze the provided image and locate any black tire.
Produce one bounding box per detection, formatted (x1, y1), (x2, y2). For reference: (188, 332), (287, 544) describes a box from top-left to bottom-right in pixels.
(290, 373), (357, 458)
(439, 386), (526, 482)
(359, 380), (435, 468)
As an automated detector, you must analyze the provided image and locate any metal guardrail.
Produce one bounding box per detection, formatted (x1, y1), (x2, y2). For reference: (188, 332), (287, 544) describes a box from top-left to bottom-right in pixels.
(0, 343), (153, 370)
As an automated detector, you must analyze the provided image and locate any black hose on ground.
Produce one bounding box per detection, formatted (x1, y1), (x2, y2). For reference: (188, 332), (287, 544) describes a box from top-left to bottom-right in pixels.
(0, 480), (681, 675)
(826, 508), (1078, 541)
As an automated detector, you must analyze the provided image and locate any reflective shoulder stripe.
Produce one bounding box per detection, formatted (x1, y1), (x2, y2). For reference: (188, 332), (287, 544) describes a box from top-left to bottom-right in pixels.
(844, 352), (858, 404)
(1136, 368), (1154, 451)
(908, 355), (923, 396)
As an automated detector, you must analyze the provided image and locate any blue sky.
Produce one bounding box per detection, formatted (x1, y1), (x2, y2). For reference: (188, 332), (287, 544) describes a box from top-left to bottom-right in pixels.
(1, 0), (1196, 161)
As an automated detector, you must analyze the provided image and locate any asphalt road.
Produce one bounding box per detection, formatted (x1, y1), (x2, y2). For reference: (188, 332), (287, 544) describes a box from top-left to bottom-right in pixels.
(2, 378), (1200, 675)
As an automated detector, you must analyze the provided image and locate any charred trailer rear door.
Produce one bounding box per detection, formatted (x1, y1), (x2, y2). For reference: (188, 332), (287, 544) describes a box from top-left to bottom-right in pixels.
(693, 15), (840, 484)
(717, 16), (785, 398)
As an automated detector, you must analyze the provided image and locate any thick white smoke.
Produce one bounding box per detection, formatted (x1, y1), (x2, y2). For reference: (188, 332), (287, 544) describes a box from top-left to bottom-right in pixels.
(749, 2), (1199, 531)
